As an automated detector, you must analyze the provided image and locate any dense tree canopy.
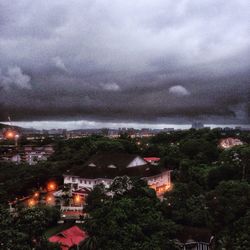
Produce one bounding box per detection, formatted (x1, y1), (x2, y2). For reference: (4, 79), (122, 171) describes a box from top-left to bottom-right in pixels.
(83, 178), (179, 250)
(0, 206), (60, 250)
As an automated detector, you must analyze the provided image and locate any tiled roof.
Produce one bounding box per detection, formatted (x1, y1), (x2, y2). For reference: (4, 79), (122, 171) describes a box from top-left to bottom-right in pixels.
(67, 152), (167, 179)
(49, 226), (87, 250)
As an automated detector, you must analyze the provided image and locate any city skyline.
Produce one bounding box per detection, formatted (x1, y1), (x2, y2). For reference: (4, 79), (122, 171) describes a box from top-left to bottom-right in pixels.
(1, 120), (250, 131)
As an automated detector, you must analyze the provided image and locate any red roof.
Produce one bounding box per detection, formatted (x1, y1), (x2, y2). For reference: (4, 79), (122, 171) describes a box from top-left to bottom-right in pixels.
(144, 157), (160, 162)
(72, 187), (91, 196)
(49, 226), (87, 250)
(63, 211), (85, 216)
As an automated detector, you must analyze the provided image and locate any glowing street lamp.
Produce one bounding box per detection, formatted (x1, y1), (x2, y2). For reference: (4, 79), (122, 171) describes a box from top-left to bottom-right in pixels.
(74, 195), (82, 204)
(33, 192), (39, 198)
(28, 199), (35, 207)
(6, 131), (14, 139)
(47, 182), (57, 191)
(46, 196), (53, 204)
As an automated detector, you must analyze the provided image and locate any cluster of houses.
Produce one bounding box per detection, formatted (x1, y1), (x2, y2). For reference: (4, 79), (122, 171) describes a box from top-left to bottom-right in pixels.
(7, 150), (217, 249)
(9, 151), (171, 216)
(0, 144), (54, 165)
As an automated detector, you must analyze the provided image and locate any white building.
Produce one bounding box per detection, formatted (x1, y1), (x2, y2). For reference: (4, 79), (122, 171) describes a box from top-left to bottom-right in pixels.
(24, 145), (54, 165)
(63, 152), (171, 197)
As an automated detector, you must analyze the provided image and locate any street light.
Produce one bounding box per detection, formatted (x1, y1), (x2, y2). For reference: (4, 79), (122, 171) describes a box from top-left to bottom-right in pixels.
(28, 199), (35, 207)
(74, 195), (82, 204)
(47, 182), (57, 191)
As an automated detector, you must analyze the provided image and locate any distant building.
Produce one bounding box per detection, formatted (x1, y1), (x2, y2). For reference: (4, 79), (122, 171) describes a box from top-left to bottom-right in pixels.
(23, 144), (54, 165)
(192, 122), (204, 129)
(10, 154), (22, 164)
(49, 226), (87, 249)
(219, 138), (243, 149)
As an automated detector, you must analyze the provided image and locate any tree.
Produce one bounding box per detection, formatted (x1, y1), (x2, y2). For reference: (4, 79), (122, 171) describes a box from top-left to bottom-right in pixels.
(0, 205), (60, 249)
(180, 138), (219, 163)
(207, 181), (250, 232)
(219, 145), (250, 181)
(84, 184), (108, 213)
(16, 206), (60, 246)
(84, 177), (178, 250)
(163, 182), (208, 227)
(81, 236), (97, 250)
(230, 212), (250, 250)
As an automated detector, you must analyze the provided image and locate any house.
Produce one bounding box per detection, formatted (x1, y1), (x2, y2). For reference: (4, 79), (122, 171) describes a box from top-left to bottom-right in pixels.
(10, 154), (22, 164)
(23, 144), (54, 165)
(49, 226), (87, 250)
(60, 152), (171, 212)
(144, 157), (160, 165)
(175, 226), (215, 250)
(54, 187), (91, 215)
(219, 137), (243, 149)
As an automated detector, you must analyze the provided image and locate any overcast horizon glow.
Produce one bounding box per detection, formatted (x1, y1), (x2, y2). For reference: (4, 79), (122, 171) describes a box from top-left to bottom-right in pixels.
(0, 1), (249, 124)
(1, 121), (249, 131)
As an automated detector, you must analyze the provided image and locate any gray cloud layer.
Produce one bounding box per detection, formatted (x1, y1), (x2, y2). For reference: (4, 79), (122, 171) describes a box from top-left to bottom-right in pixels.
(0, 0), (249, 124)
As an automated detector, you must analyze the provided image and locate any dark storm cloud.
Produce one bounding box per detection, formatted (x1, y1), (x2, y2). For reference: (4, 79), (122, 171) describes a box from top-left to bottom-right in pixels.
(0, 0), (249, 124)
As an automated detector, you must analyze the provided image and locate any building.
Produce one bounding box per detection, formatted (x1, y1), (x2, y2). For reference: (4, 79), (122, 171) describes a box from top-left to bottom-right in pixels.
(10, 154), (22, 164)
(219, 137), (243, 149)
(60, 152), (171, 212)
(175, 226), (215, 250)
(144, 157), (161, 165)
(192, 122), (204, 130)
(23, 144), (54, 165)
(49, 226), (87, 250)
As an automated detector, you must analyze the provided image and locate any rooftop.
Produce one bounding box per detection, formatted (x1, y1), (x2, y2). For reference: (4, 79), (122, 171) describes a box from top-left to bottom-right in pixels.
(66, 152), (167, 179)
(49, 225), (87, 250)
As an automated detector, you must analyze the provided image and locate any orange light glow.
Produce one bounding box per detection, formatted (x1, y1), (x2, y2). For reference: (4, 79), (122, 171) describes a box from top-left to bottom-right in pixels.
(149, 182), (173, 197)
(47, 182), (56, 191)
(7, 132), (14, 138)
(74, 195), (82, 204)
(28, 199), (35, 207)
(46, 196), (53, 203)
(34, 192), (39, 198)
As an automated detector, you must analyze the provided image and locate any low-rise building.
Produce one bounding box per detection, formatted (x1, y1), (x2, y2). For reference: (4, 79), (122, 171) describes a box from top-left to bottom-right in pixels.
(49, 226), (87, 250)
(219, 137), (243, 149)
(23, 144), (54, 165)
(60, 152), (171, 212)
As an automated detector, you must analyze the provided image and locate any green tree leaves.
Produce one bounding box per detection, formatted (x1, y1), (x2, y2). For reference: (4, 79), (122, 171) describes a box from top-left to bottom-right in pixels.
(83, 177), (178, 250)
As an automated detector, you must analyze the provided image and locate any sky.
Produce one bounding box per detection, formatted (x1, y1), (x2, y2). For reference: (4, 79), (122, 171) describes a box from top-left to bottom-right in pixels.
(0, 0), (249, 129)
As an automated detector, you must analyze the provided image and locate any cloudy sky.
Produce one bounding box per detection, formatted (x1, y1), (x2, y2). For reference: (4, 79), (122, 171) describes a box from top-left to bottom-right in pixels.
(0, 0), (249, 128)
